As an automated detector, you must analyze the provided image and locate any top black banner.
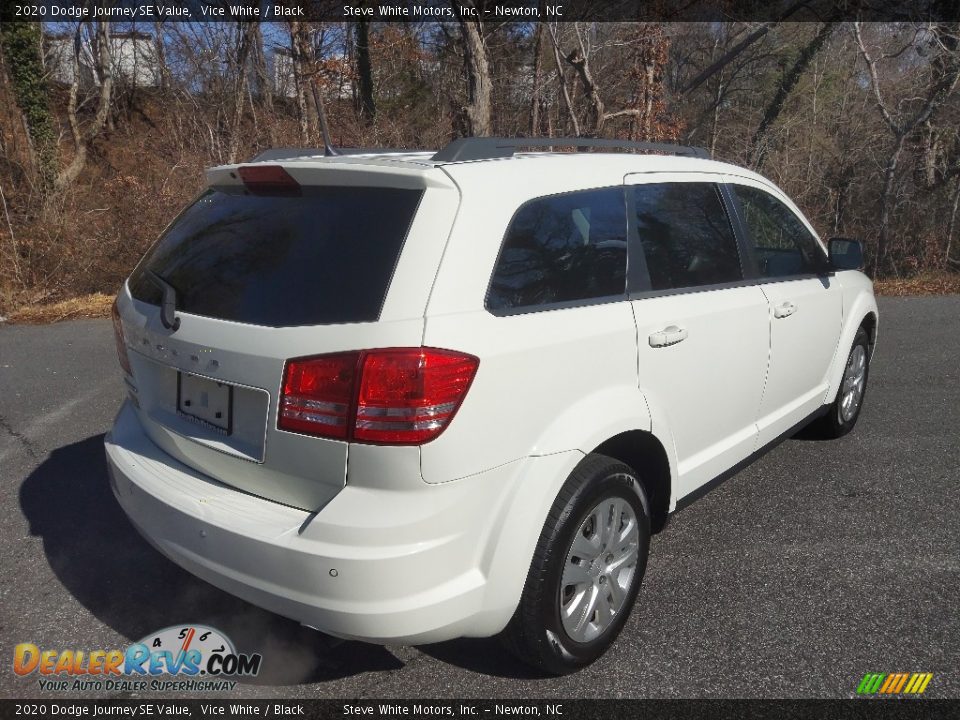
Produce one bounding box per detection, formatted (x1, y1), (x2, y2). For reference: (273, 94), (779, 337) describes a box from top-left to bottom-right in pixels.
(6, 0), (960, 22)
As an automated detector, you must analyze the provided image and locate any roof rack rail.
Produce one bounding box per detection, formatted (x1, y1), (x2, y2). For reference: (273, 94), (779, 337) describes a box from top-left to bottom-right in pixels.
(431, 137), (709, 163)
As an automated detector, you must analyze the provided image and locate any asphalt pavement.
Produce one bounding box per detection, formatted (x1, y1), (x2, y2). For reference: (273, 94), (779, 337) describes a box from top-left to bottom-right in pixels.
(1, 296), (957, 699)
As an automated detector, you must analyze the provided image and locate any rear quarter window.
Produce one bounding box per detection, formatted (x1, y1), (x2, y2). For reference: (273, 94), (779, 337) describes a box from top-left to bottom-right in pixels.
(128, 186), (423, 327)
(486, 187), (628, 312)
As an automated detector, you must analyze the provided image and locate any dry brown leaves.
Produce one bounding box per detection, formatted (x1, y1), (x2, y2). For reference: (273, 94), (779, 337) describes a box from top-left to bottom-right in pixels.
(5, 292), (114, 324)
(873, 272), (960, 297)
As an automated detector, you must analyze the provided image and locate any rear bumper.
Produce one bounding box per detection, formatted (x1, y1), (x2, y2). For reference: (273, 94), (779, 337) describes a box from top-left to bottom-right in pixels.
(105, 401), (578, 644)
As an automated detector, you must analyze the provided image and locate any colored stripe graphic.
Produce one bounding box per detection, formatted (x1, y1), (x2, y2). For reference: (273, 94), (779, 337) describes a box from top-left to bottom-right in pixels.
(879, 674), (897, 693)
(904, 674), (921, 694)
(857, 674), (886, 694)
(857, 672), (933, 695)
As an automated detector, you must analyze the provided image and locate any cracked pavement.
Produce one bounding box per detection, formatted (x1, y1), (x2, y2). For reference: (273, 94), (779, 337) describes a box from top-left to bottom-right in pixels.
(1, 296), (958, 699)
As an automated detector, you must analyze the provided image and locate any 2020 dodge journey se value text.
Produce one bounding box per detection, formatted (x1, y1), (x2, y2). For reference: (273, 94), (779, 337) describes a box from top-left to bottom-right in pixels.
(105, 138), (877, 674)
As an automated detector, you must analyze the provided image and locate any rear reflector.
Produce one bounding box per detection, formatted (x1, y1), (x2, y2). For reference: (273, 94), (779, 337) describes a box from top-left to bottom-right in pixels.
(279, 348), (479, 445)
(111, 298), (132, 376)
(237, 165), (300, 194)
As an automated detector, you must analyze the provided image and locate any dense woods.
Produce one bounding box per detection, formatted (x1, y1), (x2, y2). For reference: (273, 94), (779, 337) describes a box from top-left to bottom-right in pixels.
(1, 19), (959, 313)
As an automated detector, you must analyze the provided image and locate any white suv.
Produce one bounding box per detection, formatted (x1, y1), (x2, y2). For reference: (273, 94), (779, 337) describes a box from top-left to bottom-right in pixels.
(106, 138), (878, 674)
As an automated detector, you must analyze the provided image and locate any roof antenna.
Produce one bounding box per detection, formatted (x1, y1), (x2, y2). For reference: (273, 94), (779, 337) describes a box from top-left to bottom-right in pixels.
(309, 84), (338, 157)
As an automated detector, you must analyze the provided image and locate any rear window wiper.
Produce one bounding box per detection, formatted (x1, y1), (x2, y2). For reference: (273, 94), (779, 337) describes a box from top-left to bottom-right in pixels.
(147, 271), (181, 332)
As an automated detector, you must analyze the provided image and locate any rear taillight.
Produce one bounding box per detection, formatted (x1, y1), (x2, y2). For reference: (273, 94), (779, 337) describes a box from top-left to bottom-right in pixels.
(279, 349), (479, 445)
(111, 298), (132, 376)
(279, 352), (359, 439)
(355, 349), (479, 444)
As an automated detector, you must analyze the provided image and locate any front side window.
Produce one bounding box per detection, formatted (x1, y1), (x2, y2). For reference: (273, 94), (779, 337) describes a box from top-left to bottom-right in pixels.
(732, 184), (826, 278)
(487, 187), (628, 312)
(632, 182), (742, 291)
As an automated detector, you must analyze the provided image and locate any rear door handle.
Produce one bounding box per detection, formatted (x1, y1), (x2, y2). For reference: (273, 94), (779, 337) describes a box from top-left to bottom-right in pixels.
(773, 301), (798, 319)
(649, 325), (688, 348)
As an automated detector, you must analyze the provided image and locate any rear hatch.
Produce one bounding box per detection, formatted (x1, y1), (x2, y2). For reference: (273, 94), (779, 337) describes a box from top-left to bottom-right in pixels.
(115, 159), (457, 510)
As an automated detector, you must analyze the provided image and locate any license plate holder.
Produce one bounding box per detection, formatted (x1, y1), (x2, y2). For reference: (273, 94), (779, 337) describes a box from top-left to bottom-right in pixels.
(177, 372), (233, 434)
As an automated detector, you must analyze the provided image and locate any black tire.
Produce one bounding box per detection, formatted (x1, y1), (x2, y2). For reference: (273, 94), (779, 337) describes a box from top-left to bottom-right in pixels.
(808, 326), (871, 439)
(501, 453), (651, 675)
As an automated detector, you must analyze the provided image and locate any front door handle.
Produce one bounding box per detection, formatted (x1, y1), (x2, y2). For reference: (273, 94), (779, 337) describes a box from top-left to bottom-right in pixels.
(773, 301), (798, 319)
(649, 325), (688, 348)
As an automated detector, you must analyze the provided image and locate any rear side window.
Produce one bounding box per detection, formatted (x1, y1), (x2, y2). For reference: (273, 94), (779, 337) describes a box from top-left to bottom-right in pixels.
(632, 182), (742, 291)
(732, 184), (826, 278)
(128, 186), (423, 327)
(487, 187), (627, 312)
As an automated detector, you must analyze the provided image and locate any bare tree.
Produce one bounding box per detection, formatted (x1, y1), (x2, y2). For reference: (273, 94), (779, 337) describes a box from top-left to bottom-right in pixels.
(289, 20), (314, 144)
(547, 23), (676, 140)
(855, 22), (960, 274)
(227, 21), (256, 163)
(55, 21), (113, 194)
(529, 21), (544, 135)
(454, 2), (492, 136)
(354, 18), (376, 125)
(749, 21), (837, 169)
(548, 23), (580, 136)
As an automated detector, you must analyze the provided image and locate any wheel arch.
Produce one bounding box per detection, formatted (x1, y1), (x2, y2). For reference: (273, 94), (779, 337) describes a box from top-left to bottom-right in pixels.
(825, 283), (879, 403)
(861, 310), (878, 358)
(592, 431), (672, 534)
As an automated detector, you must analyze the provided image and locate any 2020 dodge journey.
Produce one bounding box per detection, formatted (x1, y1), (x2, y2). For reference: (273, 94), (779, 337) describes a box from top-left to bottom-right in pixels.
(105, 138), (877, 674)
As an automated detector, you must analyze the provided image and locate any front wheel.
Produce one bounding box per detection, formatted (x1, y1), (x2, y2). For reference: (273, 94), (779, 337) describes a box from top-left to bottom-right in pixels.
(810, 326), (871, 439)
(502, 454), (650, 675)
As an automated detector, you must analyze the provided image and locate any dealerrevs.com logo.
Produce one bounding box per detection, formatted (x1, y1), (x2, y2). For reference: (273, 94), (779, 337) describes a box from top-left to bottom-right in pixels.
(13, 625), (262, 692)
(856, 672), (934, 696)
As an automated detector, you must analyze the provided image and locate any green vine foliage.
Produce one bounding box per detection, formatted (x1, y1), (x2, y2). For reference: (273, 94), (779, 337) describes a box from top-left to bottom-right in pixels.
(0, 22), (58, 190)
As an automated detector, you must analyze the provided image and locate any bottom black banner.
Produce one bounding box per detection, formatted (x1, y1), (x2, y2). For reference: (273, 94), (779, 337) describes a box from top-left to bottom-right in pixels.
(1, 700), (958, 720)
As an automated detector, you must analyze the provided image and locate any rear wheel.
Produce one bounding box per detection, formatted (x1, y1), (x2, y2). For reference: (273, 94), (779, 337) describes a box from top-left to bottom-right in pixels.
(502, 454), (650, 675)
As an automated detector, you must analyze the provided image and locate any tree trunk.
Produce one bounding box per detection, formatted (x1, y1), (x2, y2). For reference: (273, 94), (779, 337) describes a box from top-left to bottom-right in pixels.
(153, 22), (171, 91)
(875, 134), (906, 277)
(563, 25), (604, 137)
(251, 23), (272, 111)
(354, 18), (376, 125)
(548, 24), (579, 137)
(54, 21), (113, 194)
(945, 175), (960, 268)
(289, 21), (314, 144)
(227, 22), (255, 163)
(455, 5), (491, 137)
(749, 22), (836, 170)
(529, 22), (544, 136)
(709, 71), (723, 157)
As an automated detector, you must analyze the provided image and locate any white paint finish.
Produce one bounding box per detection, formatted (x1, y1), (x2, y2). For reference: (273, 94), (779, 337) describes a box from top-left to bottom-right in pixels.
(721, 174), (844, 446)
(117, 288), (423, 510)
(824, 271), (880, 403)
(106, 402), (579, 643)
(632, 286), (770, 500)
(420, 303), (641, 483)
(755, 276), (843, 447)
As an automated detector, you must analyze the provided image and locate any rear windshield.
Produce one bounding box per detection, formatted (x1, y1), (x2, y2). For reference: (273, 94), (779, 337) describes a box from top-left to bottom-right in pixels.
(128, 186), (423, 327)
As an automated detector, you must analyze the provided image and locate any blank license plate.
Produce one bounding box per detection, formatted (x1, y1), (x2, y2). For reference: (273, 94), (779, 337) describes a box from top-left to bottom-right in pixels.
(177, 372), (233, 434)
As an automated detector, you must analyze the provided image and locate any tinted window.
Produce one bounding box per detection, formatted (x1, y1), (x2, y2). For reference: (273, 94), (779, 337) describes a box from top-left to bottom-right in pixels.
(128, 186), (423, 327)
(487, 188), (627, 311)
(632, 183), (742, 291)
(733, 184), (825, 278)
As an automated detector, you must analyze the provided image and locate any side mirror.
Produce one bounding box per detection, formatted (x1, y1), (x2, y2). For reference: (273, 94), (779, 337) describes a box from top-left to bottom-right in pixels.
(828, 237), (865, 271)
